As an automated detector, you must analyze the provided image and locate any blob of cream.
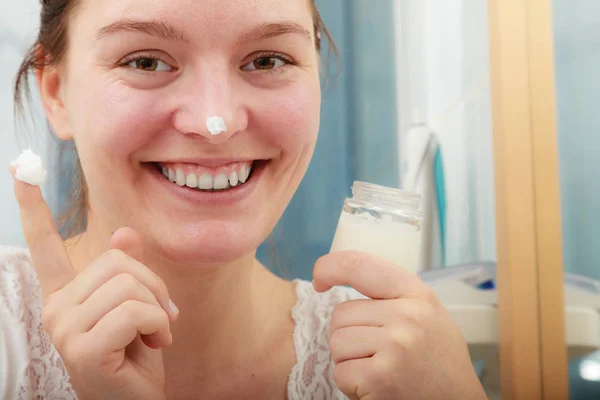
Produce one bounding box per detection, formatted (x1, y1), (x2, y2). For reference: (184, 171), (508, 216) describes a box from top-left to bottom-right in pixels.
(10, 148), (47, 186)
(206, 116), (227, 135)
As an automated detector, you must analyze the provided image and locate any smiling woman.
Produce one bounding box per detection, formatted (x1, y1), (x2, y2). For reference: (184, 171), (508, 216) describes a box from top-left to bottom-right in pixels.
(1, 0), (486, 399)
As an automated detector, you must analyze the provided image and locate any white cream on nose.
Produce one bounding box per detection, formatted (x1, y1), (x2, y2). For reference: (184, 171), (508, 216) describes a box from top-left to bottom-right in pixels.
(10, 148), (47, 186)
(206, 116), (227, 136)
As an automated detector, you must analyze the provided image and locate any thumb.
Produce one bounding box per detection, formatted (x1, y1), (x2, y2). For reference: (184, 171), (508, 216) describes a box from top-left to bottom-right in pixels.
(109, 227), (144, 263)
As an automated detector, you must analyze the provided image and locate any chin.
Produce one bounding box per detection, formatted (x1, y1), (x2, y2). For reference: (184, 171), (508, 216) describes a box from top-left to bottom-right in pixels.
(145, 222), (265, 267)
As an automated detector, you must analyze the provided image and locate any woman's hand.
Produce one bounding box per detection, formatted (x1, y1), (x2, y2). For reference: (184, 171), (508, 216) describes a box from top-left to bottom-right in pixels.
(313, 251), (487, 400)
(13, 177), (178, 400)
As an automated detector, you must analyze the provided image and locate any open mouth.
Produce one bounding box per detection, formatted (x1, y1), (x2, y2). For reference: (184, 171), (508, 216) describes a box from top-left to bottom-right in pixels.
(151, 160), (261, 192)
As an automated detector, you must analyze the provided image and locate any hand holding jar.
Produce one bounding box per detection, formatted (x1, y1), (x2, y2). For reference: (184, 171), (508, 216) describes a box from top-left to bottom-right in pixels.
(318, 182), (486, 400)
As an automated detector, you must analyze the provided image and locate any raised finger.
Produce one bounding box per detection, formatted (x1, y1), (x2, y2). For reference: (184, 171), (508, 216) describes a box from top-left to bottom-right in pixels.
(11, 169), (76, 298)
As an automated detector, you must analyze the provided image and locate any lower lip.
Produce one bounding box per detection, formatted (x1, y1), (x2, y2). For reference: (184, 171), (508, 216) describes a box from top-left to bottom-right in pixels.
(144, 161), (267, 206)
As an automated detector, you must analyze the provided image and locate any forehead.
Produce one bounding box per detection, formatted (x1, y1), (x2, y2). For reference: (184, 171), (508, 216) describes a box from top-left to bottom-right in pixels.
(73, 0), (314, 42)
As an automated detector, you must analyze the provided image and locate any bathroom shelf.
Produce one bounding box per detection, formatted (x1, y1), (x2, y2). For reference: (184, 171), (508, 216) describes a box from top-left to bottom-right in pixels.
(421, 264), (600, 362)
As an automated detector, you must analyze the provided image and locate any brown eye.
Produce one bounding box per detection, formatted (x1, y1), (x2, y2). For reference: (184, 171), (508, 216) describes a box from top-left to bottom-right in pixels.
(125, 57), (173, 72)
(136, 58), (159, 71)
(254, 57), (277, 70)
(242, 55), (288, 71)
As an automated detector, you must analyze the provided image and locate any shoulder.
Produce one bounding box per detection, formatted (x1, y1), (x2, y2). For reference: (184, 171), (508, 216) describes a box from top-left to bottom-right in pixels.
(0, 245), (76, 399)
(288, 280), (366, 400)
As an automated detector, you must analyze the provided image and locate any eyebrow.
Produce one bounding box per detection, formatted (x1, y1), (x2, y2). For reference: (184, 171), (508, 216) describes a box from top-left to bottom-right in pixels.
(95, 20), (312, 44)
(96, 19), (187, 42)
(238, 22), (313, 43)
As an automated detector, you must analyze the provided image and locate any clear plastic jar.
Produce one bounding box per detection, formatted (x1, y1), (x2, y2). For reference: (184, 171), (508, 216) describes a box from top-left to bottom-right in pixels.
(330, 181), (424, 274)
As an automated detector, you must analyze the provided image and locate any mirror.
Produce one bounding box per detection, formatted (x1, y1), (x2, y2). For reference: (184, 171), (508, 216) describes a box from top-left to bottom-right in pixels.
(552, 1), (600, 398)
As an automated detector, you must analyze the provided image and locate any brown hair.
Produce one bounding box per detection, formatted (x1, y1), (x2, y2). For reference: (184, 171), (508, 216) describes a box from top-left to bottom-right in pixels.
(13, 0), (338, 236)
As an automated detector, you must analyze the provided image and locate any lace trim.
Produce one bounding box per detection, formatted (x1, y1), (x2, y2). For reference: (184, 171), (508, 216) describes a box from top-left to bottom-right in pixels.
(0, 247), (77, 400)
(288, 280), (365, 400)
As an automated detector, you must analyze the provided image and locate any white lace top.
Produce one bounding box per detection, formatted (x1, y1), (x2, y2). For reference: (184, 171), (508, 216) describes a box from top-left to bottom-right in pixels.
(0, 246), (366, 400)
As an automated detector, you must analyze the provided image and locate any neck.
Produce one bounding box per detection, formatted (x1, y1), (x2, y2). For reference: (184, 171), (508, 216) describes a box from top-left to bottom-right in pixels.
(66, 212), (297, 375)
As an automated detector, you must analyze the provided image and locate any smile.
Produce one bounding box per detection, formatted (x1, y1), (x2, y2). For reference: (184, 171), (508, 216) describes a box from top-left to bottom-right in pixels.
(154, 161), (255, 192)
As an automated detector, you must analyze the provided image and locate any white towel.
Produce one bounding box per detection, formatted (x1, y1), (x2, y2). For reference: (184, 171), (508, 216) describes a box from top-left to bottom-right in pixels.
(402, 123), (443, 272)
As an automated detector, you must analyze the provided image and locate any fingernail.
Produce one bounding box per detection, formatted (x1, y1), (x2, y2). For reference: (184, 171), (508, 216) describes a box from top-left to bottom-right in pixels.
(169, 298), (179, 315)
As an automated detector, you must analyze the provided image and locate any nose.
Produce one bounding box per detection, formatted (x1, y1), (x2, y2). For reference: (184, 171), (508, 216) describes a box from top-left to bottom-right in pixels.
(172, 66), (247, 144)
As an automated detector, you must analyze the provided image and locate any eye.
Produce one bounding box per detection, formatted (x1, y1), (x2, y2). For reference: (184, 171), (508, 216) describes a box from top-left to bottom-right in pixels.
(242, 54), (291, 71)
(124, 57), (174, 72)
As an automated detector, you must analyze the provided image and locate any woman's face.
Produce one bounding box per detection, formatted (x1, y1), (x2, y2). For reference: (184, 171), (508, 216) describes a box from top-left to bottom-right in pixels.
(50, 0), (321, 264)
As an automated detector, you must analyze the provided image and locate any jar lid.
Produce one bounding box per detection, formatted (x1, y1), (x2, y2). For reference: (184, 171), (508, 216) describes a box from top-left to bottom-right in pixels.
(352, 181), (422, 215)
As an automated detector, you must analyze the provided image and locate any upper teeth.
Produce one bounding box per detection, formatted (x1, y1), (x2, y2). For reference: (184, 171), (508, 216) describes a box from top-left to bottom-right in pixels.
(161, 164), (252, 191)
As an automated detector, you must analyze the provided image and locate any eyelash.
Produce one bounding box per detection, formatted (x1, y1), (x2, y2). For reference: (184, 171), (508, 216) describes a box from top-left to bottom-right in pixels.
(246, 52), (296, 72)
(117, 51), (296, 75)
(118, 52), (173, 73)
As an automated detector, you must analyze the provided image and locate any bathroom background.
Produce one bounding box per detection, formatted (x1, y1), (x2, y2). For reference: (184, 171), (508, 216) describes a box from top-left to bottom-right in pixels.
(0, 0), (497, 277)
(2, 0), (599, 398)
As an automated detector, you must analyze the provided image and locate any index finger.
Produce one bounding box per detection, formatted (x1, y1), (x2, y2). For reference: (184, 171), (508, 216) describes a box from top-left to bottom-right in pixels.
(12, 171), (77, 298)
(312, 251), (434, 300)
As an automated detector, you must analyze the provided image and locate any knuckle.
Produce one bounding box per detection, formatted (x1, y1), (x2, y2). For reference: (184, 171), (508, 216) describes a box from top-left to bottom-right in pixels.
(389, 331), (409, 355)
(61, 340), (82, 364)
(119, 275), (150, 305)
(333, 364), (354, 393)
(400, 306), (426, 328)
(43, 290), (62, 308)
(394, 301), (435, 330)
(342, 252), (365, 274)
(329, 306), (345, 331)
(64, 338), (94, 373)
(103, 249), (127, 269)
(328, 328), (343, 350)
(41, 305), (58, 333)
(390, 327), (421, 355)
(49, 319), (70, 350)
(334, 362), (372, 398)
(118, 299), (139, 317)
(114, 273), (143, 294)
(368, 359), (395, 391)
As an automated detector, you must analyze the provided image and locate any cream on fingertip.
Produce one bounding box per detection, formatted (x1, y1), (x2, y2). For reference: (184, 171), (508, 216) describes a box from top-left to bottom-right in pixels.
(10, 148), (47, 186)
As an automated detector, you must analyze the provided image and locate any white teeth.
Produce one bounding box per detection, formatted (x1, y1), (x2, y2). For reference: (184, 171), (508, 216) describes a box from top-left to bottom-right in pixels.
(160, 162), (254, 190)
(229, 171), (239, 187)
(239, 165), (250, 183)
(175, 169), (186, 186)
(186, 173), (198, 188)
(238, 167), (246, 183)
(213, 174), (229, 190)
(198, 173), (213, 190)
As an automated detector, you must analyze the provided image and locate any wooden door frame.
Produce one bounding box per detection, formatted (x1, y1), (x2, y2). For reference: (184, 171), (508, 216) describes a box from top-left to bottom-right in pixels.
(487, 0), (568, 398)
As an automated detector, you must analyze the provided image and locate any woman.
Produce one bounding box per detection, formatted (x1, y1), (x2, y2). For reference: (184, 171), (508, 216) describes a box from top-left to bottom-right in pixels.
(0, 0), (487, 399)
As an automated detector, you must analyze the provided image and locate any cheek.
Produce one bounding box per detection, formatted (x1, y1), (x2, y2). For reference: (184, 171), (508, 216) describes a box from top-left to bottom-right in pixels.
(70, 81), (169, 157)
(251, 79), (320, 154)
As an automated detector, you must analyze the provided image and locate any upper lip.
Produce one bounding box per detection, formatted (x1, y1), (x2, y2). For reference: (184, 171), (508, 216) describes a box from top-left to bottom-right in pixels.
(149, 157), (261, 168)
